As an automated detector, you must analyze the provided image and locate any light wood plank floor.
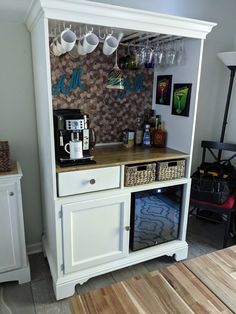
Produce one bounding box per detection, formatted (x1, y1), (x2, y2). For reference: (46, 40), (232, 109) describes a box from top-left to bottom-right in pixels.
(0, 216), (235, 314)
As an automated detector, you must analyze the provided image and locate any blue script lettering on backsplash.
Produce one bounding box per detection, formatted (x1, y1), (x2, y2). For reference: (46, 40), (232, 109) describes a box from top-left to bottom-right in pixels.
(52, 68), (88, 96)
(117, 73), (145, 99)
(52, 68), (145, 98)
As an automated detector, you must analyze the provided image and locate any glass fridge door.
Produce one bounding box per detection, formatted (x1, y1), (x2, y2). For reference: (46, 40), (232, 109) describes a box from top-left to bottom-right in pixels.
(130, 185), (183, 251)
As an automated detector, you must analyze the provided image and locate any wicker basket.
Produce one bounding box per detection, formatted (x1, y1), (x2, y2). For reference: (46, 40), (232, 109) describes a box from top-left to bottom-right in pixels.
(125, 163), (156, 186)
(156, 159), (185, 181)
(0, 141), (10, 172)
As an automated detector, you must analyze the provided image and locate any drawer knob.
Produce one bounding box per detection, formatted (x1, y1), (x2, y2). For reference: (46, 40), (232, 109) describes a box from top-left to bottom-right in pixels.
(90, 179), (96, 185)
(125, 226), (130, 231)
(9, 192), (14, 196)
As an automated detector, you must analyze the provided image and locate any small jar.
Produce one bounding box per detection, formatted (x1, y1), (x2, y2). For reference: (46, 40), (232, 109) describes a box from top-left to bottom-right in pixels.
(122, 130), (135, 148)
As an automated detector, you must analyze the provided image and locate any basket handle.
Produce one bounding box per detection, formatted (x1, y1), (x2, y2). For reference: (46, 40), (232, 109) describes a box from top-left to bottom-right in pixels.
(136, 165), (148, 171)
(168, 161), (177, 167)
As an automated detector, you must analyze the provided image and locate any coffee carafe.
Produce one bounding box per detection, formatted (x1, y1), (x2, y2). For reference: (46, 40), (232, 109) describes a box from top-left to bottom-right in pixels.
(53, 109), (96, 166)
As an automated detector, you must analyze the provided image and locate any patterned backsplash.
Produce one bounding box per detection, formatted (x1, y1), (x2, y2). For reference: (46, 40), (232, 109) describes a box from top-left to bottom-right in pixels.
(51, 44), (154, 143)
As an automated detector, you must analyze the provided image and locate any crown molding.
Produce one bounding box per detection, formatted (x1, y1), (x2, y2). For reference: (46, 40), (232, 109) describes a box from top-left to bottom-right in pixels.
(25, 0), (216, 38)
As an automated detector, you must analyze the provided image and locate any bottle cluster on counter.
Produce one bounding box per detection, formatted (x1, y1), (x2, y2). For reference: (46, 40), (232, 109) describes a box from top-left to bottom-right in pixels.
(122, 109), (167, 148)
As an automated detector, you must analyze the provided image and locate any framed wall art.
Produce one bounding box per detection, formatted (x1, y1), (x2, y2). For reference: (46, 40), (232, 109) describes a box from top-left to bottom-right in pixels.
(172, 83), (192, 117)
(156, 75), (172, 105)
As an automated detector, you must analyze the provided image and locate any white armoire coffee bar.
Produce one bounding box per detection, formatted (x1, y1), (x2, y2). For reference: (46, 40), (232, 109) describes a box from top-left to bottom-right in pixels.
(26, 0), (216, 299)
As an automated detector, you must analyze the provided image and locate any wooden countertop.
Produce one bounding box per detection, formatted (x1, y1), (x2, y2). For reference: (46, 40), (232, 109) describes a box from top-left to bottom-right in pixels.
(56, 145), (189, 173)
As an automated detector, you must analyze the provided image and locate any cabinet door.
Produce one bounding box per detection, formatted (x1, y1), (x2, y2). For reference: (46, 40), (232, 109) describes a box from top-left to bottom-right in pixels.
(62, 195), (130, 274)
(0, 183), (21, 273)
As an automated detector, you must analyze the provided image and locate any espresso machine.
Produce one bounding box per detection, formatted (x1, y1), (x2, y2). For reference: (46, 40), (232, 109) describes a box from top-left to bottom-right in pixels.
(53, 109), (96, 166)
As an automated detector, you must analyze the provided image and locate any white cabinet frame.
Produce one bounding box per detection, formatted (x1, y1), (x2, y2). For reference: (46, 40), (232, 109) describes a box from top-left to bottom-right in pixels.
(26, 0), (216, 300)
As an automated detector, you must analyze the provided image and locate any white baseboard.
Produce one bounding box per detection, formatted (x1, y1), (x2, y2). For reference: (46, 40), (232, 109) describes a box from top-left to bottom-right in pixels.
(26, 242), (42, 255)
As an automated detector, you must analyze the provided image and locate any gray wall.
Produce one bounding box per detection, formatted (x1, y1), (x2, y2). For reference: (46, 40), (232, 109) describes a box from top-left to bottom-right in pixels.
(0, 22), (42, 246)
(1, 0), (236, 246)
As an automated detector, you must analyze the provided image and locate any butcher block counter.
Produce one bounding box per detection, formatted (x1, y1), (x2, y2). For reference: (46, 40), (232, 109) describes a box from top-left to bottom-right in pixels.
(56, 145), (189, 173)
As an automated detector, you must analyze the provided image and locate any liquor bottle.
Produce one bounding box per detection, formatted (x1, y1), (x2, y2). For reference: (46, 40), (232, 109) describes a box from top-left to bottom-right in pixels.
(143, 124), (151, 146)
(152, 121), (167, 147)
(135, 116), (143, 145)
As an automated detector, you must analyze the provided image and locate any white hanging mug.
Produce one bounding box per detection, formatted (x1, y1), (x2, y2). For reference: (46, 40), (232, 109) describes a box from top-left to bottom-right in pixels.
(83, 31), (99, 53)
(61, 28), (77, 52)
(64, 140), (83, 159)
(103, 34), (119, 55)
(52, 36), (66, 56)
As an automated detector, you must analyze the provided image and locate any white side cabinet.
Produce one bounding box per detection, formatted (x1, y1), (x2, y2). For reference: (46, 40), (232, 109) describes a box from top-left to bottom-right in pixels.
(0, 162), (30, 284)
(62, 194), (130, 274)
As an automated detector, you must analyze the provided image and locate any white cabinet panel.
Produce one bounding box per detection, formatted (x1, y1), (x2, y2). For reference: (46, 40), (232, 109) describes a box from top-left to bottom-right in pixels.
(0, 183), (21, 273)
(58, 166), (121, 197)
(62, 195), (130, 274)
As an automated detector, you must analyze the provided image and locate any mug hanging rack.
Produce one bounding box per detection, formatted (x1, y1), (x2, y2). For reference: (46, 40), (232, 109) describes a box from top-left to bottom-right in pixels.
(48, 19), (185, 48)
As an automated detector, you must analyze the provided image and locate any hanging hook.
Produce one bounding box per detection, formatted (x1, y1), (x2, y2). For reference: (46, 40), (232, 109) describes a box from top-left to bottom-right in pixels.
(99, 27), (106, 40)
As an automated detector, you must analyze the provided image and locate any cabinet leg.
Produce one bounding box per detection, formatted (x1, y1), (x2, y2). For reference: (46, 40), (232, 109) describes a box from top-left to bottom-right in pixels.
(18, 265), (31, 284)
(0, 264), (31, 284)
(173, 247), (188, 261)
(53, 277), (90, 300)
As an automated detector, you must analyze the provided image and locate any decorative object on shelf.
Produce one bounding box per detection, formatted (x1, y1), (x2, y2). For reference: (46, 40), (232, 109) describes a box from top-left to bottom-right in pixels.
(0, 141), (10, 172)
(172, 83), (192, 117)
(124, 163), (156, 186)
(217, 51), (236, 158)
(156, 159), (185, 181)
(156, 75), (172, 105)
(106, 50), (124, 90)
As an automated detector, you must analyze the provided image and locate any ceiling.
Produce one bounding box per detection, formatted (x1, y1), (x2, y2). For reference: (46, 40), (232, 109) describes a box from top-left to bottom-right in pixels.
(0, 0), (33, 22)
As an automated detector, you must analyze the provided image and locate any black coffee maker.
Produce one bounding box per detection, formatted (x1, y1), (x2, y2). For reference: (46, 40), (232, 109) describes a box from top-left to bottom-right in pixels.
(53, 109), (96, 166)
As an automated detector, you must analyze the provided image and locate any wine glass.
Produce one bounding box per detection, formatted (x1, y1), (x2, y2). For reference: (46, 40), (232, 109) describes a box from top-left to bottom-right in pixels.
(144, 46), (154, 68)
(153, 44), (163, 67)
(176, 40), (185, 65)
(166, 41), (176, 65)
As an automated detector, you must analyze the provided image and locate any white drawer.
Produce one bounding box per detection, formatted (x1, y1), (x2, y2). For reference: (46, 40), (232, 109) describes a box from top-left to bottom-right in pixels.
(57, 166), (120, 196)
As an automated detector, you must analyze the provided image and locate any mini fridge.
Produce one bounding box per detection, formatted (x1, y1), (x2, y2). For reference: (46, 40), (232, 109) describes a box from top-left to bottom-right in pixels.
(130, 185), (183, 251)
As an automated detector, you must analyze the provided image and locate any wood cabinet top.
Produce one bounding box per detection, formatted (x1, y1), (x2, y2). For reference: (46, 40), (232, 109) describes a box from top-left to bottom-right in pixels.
(56, 145), (189, 173)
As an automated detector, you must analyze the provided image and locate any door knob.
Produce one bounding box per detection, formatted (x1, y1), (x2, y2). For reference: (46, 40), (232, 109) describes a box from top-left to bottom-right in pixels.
(90, 179), (96, 185)
(9, 192), (14, 196)
(125, 226), (130, 231)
